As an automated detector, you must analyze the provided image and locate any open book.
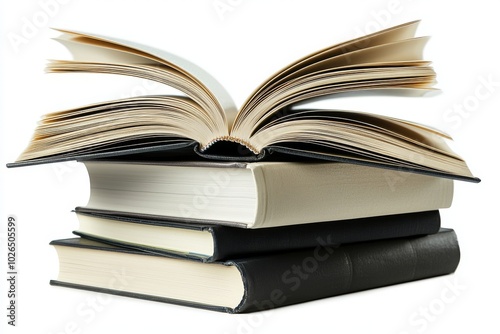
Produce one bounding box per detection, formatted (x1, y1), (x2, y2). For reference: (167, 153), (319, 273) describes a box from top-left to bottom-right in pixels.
(8, 20), (479, 182)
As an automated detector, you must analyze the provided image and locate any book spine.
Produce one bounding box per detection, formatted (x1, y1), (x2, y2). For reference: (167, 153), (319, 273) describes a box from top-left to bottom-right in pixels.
(232, 229), (459, 313)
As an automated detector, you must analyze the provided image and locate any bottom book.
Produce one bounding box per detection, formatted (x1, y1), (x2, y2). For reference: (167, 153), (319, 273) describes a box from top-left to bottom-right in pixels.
(50, 229), (460, 314)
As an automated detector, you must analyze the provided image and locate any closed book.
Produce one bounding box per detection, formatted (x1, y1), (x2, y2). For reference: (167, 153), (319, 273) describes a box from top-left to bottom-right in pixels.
(73, 208), (442, 262)
(76, 160), (454, 228)
(50, 228), (460, 313)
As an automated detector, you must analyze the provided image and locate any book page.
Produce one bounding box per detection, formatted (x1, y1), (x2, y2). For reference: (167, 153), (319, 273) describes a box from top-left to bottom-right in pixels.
(54, 29), (238, 130)
(15, 96), (218, 162)
(249, 109), (473, 178)
(239, 20), (421, 113)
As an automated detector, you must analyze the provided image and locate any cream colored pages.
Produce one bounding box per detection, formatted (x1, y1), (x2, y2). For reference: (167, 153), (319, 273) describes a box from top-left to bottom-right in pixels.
(239, 20), (422, 113)
(84, 162), (259, 225)
(249, 162), (453, 228)
(232, 25), (434, 136)
(55, 246), (244, 307)
(255, 39), (430, 103)
(53, 29), (238, 131)
(235, 61), (434, 137)
(76, 214), (215, 256)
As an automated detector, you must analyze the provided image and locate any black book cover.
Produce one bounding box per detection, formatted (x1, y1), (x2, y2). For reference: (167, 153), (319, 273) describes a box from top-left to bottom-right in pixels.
(7, 141), (480, 183)
(73, 208), (442, 262)
(50, 228), (460, 313)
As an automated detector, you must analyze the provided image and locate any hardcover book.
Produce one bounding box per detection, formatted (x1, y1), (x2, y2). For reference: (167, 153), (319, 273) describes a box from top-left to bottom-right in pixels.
(7, 20), (479, 182)
(50, 229), (461, 313)
(78, 160), (454, 228)
(73, 208), (442, 262)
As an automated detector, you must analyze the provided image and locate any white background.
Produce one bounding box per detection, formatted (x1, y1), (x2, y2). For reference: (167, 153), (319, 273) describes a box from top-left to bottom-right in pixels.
(1, 1), (499, 333)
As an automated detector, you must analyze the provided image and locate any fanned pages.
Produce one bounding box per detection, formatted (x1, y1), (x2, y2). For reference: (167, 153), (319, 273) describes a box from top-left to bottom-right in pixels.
(8, 21), (479, 182)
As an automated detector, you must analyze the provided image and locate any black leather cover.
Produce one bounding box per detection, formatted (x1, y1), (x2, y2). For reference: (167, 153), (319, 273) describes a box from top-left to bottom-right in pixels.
(234, 228), (459, 313)
(73, 208), (442, 262)
(49, 229), (460, 313)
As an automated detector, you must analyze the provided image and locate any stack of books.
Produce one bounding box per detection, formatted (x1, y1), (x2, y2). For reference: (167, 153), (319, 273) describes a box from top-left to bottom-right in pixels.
(8, 21), (479, 313)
